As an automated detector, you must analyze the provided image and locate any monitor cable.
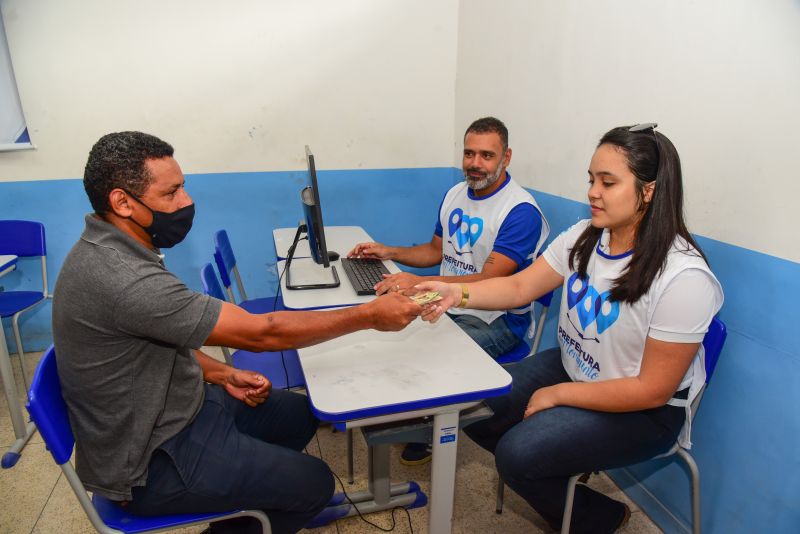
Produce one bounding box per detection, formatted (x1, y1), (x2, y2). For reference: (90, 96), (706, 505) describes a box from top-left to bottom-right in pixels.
(273, 221), (308, 390)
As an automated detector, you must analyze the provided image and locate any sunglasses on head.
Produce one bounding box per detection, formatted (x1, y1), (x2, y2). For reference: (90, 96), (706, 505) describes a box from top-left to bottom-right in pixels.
(629, 123), (660, 180)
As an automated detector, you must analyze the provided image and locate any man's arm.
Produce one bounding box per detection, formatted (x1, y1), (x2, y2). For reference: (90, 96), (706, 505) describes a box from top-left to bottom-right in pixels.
(348, 235), (443, 267)
(205, 292), (421, 353)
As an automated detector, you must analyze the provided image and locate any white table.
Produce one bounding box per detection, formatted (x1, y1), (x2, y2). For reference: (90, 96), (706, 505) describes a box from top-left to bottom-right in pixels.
(0, 255), (17, 277)
(273, 227), (512, 533)
(275, 224), (403, 309)
(0, 254), (37, 468)
(277, 256), (402, 310)
(300, 314), (511, 533)
(273, 226), (372, 260)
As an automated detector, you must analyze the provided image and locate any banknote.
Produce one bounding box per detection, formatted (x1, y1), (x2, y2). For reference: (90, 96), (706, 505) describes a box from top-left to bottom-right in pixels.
(410, 291), (442, 305)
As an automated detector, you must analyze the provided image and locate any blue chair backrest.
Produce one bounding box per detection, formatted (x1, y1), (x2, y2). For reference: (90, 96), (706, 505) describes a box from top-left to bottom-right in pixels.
(0, 220), (46, 257)
(213, 230), (236, 289)
(702, 317), (727, 383)
(200, 263), (227, 301)
(536, 288), (554, 308)
(26, 346), (75, 465)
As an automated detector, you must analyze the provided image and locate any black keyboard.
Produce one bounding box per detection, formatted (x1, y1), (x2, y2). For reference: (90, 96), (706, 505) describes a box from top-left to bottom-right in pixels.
(340, 258), (391, 295)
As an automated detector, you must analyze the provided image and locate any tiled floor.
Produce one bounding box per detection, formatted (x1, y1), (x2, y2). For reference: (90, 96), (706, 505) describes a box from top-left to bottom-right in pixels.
(0, 350), (662, 533)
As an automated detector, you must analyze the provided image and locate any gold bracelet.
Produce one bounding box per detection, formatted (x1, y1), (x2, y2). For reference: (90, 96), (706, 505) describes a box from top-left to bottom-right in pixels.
(457, 284), (469, 308)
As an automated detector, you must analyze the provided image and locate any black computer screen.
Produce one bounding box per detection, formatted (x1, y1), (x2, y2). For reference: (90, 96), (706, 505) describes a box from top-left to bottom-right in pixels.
(301, 145), (335, 268)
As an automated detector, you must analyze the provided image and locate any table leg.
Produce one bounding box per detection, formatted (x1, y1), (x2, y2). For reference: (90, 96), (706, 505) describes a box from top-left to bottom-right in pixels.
(1, 325), (36, 468)
(307, 442), (426, 528)
(429, 409), (460, 534)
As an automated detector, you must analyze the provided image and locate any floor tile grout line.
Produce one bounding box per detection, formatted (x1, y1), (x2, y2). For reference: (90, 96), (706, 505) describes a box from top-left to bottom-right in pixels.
(29, 470), (62, 534)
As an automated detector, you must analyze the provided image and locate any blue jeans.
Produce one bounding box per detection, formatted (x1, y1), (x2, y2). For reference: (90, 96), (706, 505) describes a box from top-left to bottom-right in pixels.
(127, 384), (334, 534)
(464, 348), (684, 534)
(448, 312), (522, 359)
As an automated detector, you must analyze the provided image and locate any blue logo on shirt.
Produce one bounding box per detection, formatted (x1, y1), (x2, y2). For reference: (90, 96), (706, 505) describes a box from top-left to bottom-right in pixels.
(448, 208), (483, 251)
(566, 273), (620, 335)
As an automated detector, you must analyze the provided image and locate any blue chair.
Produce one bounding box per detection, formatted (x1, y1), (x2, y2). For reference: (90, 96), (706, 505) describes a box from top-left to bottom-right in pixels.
(200, 263), (304, 390)
(214, 229), (282, 314)
(495, 289), (555, 365)
(0, 220), (49, 390)
(558, 317), (728, 534)
(26, 346), (271, 534)
(493, 288), (555, 508)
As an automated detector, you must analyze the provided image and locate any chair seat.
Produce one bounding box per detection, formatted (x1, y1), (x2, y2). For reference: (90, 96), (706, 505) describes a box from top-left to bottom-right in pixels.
(93, 494), (249, 533)
(495, 341), (531, 365)
(239, 296), (285, 315)
(0, 291), (46, 318)
(232, 349), (304, 389)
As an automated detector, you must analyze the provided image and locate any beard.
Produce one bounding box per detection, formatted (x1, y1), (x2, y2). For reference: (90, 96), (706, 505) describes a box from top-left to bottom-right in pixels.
(464, 162), (504, 191)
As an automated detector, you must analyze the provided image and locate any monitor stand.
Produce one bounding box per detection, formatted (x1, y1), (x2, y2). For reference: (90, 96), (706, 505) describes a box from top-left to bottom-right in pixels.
(285, 223), (340, 290)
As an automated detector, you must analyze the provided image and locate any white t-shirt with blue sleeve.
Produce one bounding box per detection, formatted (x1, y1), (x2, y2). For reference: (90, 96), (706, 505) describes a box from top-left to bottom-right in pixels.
(543, 220), (723, 448)
(434, 173), (550, 339)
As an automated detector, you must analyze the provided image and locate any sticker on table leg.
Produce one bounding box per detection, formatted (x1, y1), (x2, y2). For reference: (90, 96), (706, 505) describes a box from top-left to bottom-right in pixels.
(439, 425), (457, 444)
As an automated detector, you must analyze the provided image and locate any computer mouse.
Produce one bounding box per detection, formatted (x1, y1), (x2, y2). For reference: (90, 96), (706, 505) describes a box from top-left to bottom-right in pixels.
(327, 251), (340, 262)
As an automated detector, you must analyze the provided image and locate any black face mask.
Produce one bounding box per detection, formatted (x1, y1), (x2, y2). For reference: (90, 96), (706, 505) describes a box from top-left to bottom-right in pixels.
(125, 191), (195, 248)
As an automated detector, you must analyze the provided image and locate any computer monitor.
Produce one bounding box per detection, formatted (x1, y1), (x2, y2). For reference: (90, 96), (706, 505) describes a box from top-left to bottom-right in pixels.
(301, 145), (339, 267)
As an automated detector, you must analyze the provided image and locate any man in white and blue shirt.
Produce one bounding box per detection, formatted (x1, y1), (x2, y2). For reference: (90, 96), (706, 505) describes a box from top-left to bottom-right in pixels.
(348, 117), (550, 464)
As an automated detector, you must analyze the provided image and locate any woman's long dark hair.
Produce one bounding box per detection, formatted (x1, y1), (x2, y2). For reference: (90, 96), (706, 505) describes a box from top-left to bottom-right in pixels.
(568, 126), (708, 304)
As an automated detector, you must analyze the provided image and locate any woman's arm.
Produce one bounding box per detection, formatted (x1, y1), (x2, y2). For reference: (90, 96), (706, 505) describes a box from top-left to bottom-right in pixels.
(525, 337), (699, 417)
(417, 255), (564, 322)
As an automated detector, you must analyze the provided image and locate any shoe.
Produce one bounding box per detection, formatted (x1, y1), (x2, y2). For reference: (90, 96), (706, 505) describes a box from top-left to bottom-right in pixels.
(615, 503), (632, 532)
(400, 442), (432, 466)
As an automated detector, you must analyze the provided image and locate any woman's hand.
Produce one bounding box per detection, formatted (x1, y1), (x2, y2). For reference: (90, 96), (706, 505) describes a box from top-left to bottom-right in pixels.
(524, 385), (560, 418)
(411, 281), (461, 323)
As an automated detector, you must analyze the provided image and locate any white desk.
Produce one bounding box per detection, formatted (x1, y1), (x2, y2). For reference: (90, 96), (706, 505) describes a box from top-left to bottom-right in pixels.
(273, 228), (512, 533)
(273, 226), (372, 260)
(301, 313), (511, 533)
(0, 254), (37, 468)
(277, 256), (402, 310)
(0, 255), (17, 277)
(276, 225), (398, 309)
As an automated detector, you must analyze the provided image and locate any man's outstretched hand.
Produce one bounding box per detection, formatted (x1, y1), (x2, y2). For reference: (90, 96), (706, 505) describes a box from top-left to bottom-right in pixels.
(364, 292), (422, 331)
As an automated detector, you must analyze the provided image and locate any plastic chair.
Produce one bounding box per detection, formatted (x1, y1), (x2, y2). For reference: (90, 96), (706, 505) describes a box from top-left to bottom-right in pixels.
(0, 220), (49, 390)
(494, 317), (727, 533)
(26, 346), (272, 534)
(200, 263), (304, 390)
(214, 229), (281, 314)
(558, 317), (727, 534)
(493, 288), (554, 509)
(495, 289), (555, 365)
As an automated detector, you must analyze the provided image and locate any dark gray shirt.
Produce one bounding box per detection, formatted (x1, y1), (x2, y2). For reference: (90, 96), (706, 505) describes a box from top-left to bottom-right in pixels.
(52, 215), (222, 500)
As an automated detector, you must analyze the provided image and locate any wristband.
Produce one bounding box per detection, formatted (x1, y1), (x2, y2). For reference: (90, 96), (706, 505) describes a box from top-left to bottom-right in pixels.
(457, 284), (469, 308)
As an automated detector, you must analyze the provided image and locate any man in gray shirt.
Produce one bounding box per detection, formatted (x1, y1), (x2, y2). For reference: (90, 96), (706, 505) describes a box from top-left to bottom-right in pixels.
(53, 132), (421, 534)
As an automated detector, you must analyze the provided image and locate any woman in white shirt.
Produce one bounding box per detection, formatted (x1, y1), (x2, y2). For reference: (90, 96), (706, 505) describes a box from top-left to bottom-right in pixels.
(416, 124), (723, 533)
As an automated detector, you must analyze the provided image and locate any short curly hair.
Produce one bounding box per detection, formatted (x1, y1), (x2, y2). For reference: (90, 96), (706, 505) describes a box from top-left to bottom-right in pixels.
(464, 117), (508, 152)
(83, 131), (174, 214)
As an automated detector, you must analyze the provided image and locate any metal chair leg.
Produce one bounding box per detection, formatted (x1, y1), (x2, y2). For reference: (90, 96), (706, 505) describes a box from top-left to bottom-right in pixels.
(560, 474), (580, 534)
(676, 448), (702, 534)
(346, 428), (354, 484)
(496, 478), (505, 514)
(11, 314), (29, 390)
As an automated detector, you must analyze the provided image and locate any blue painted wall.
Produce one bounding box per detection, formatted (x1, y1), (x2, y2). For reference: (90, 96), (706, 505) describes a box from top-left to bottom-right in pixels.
(1, 171), (797, 532)
(0, 167), (461, 352)
(529, 191), (800, 534)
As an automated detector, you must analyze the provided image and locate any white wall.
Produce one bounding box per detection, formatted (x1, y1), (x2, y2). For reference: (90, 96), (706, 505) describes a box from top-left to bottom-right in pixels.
(0, 0), (458, 180)
(455, 0), (800, 263)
